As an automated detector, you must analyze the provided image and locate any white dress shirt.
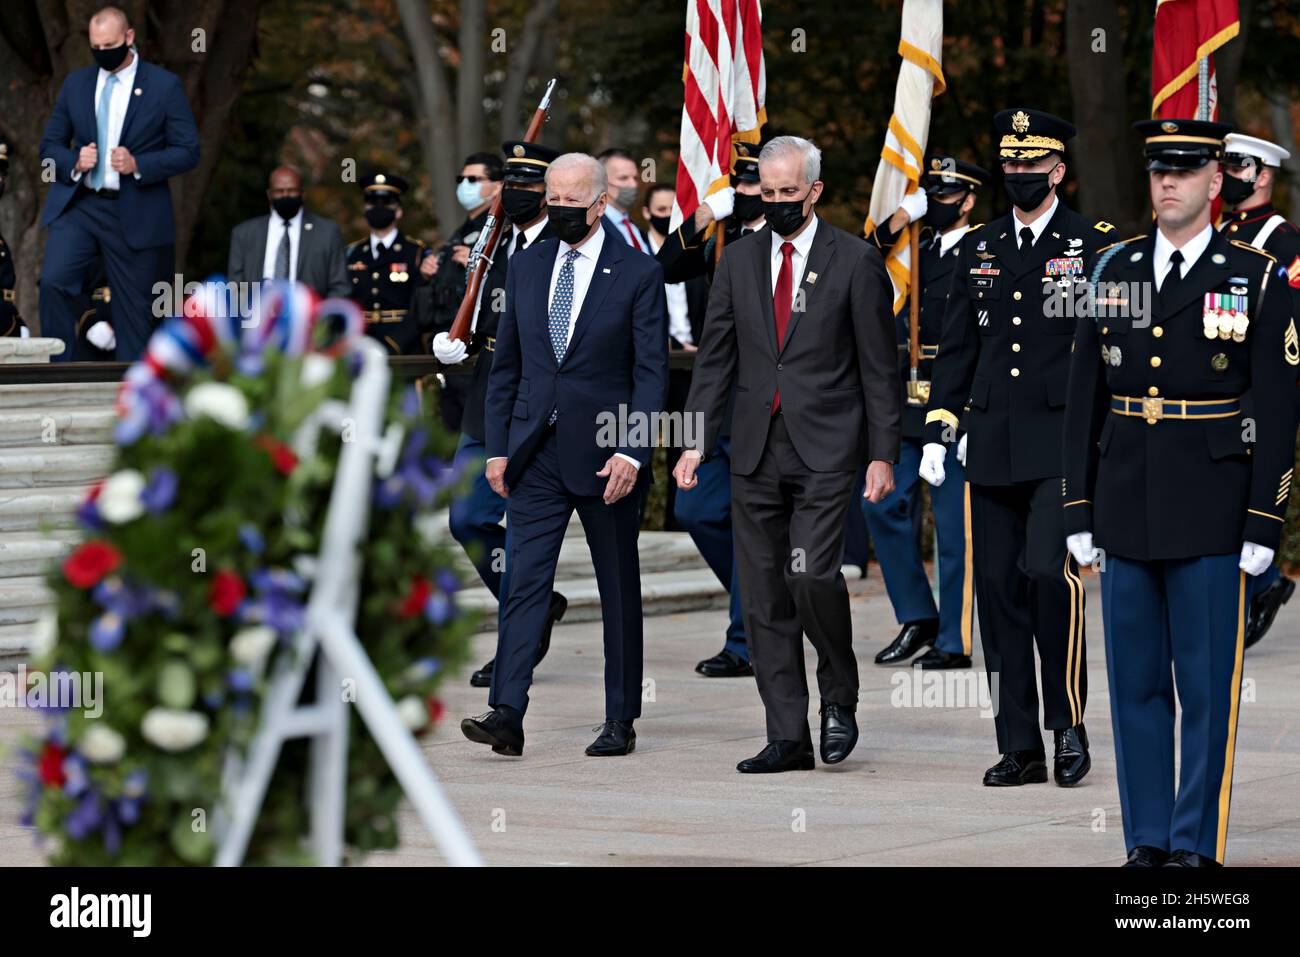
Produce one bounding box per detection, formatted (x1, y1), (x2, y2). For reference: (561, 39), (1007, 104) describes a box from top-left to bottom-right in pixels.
(769, 214), (820, 293)
(369, 228), (398, 259)
(939, 223), (972, 257)
(603, 206), (646, 252)
(1011, 194), (1059, 248)
(648, 232), (692, 346)
(470, 216), (550, 333)
(261, 208), (303, 283)
(74, 51), (140, 190)
(1152, 223), (1213, 291)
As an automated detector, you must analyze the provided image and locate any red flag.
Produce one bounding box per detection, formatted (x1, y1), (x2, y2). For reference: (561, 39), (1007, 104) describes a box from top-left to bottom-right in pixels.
(1151, 0), (1239, 119)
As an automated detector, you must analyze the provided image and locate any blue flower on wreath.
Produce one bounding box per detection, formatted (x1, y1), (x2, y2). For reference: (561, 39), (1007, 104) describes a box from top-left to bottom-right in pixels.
(239, 568), (307, 637)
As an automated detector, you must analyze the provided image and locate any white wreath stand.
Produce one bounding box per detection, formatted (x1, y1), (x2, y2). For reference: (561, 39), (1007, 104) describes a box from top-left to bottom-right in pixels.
(213, 339), (482, 866)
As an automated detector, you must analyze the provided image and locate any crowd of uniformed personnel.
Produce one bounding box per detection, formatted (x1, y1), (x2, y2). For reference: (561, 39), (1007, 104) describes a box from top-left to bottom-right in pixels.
(3, 98), (1298, 866)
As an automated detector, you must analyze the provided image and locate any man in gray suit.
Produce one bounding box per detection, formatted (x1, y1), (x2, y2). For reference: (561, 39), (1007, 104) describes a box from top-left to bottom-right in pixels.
(227, 166), (349, 297)
(676, 136), (900, 774)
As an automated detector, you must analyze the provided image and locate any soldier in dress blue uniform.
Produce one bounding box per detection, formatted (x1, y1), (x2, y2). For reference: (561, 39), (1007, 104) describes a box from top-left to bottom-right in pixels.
(75, 270), (115, 360)
(866, 157), (989, 670)
(1063, 120), (1295, 866)
(431, 141), (568, 689)
(345, 172), (432, 355)
(921, 109), (1113, 787)
(0, 141), (27, 339)
(1218, 132), (1300, 649)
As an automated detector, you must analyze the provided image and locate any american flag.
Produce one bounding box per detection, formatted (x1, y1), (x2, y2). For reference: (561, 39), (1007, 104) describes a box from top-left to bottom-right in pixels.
(1151, 0), (1239, 120)
(669, 0), (766, 234)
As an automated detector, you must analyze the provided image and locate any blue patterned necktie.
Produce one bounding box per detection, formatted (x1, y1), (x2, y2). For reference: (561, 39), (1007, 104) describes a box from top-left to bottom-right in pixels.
(91, 74), (118, 190)
(547, 248), (581, 423)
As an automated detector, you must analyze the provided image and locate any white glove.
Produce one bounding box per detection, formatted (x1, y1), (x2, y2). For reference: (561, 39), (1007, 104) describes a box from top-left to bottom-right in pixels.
(703, 186), (736, 221)
(956, 433), (968, 467)
(86, 320), (116, 352)
(899, 190), (928, 223)
(1067, 532), (1098, 567)
(432, 331), (468, 365)
(919, 442), (947, 487)
(1239, 541), (1276, 577)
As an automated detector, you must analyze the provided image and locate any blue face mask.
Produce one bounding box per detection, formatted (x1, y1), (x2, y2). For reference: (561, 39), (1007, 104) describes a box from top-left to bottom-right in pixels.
(457, 179), (485, 211)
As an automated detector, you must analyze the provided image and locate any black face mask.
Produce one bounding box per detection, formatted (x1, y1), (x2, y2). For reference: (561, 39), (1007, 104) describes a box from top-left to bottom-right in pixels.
(1219, 173), (1257, 208)
(764, 192), (812, 237)
(733, 191), (764, 224)
(91, 43), (130, 73)
(365, 205), (397, 230)
(923, 193), (966, 230)
(648, 214), (672, 236)
(1003, 172), (1054, 212)
(502, 187), (545, 226)
(547, 200), (597, 245)
(271, 196), (302, 221)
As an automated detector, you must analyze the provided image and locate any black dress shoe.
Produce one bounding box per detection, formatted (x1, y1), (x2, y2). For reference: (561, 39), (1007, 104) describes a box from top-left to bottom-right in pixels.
(874, 619), (939, 665)
(1164, 849), (1221, 867)
(469, 592), (567, 688)
(695, 649), (754, 677)
(1124, 846), (1170, 867)
(913, 647), (972, 670)
(469, 658), (495, 688)
(737, 740), (816, 773)
(1053, 723), (1091, 786)
(585, 719), (635, 756)
(460, 706), (525, 756)
(983, 750), (1048, 786)
(819, 702), (858, 764)
(1245, 576), (1293, 649)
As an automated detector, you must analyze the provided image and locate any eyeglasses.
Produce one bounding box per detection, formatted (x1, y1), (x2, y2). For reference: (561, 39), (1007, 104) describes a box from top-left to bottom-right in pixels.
(456, 175), (490, 185)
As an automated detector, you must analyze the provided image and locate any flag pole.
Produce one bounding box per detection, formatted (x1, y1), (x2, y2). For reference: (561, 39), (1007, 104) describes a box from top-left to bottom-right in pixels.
(906, 219), (923, 405)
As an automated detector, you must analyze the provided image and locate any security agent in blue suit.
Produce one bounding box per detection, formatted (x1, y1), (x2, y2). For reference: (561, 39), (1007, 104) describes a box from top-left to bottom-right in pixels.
(431, 140), (569, 689)
(1063, 119), (1295, 867)
(865, 158), (989, 670)
(38, 7), (199, 362)
(461, 152), (668, 758)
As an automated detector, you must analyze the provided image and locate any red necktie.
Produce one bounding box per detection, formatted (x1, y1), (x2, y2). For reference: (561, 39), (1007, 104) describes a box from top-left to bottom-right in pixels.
(771, 241), (794, 415)
(623, 216), (645, 252)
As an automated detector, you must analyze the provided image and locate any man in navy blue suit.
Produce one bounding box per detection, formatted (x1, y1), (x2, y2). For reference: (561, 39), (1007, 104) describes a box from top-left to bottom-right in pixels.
(461, 152), (668, 758)
(38, 6), (199, 361)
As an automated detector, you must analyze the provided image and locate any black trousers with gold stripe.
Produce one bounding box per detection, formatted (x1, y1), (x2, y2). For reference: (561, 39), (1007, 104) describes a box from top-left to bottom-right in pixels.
(970, 478), (1087, 754)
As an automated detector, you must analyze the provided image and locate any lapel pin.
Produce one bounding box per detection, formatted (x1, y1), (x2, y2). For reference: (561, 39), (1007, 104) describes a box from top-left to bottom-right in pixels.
(134, 88), (142, 96)
(1130, 251), (1144, 262)
(806, 271), (818, 284)
(304, 222), (313, 230)
(602, 267), (611, 273)
(1212, 253), (1226, 264)
(1051, 232), (1060, 239)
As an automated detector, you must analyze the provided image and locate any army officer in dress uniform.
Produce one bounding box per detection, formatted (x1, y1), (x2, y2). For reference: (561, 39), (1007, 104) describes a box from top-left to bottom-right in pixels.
(1217, 132), (1300, 649)
(866, 157), (989, 670)
(920, 109), (1113, 788)
(430, 141), (568, 689)
(0, 141), (27, 338)
(346, 172), (432, 355)
(1063, 120), (1294, 866)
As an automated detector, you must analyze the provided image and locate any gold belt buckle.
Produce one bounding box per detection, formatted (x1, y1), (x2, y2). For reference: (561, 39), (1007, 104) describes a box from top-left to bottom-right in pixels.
(1141, 396), (1163, 423)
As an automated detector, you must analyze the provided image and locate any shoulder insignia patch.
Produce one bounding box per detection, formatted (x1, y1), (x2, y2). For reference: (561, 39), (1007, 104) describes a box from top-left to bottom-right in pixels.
(1286, 318), (1300, 367)
(1094, 221), (1116, 233)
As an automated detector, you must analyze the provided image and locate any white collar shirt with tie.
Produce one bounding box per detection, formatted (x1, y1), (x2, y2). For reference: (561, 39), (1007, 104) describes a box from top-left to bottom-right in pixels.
(469, 215), (550, 333)
(1152, 223), (1213, 291)
(262, 207), (304, 283)
(1011, 193), (1059, 249)
(769, 213), (820, 294)
(77, 51), (140, 190)
(604, 206), (645, 252)
(369, 229), (398, 260)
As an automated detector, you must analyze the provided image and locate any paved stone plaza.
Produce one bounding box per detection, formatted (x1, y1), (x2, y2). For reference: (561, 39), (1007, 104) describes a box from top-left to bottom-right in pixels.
(3, 569), (1298, 867)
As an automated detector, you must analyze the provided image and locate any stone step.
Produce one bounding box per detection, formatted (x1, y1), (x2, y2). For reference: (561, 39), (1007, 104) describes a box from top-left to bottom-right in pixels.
(0, 532), (82, 579)
(0, 576), (51, 627)
(458, 566), (727, 632)
(0, 486), (87, 532)
(0, 381), (119, 409)
(0, 444), (115, 489)
(0, 407), (118, 448)
(0, 337), (66, 364)
(0, 621), (37, 660)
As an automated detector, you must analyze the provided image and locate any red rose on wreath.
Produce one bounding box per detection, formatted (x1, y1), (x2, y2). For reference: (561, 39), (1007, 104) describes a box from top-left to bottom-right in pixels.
(255, 434), (299, 476)
(209, 570), (246, 616)
(426, 697), (445, 726)
(62, 540), (122, 589)
(397, 577), (432, 619)
(38, 741), (67, 788)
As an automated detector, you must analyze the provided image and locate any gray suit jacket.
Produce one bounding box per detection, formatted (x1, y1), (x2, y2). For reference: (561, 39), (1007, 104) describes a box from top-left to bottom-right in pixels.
(227, 211), (350, 297)
(685, 218), (901, 476)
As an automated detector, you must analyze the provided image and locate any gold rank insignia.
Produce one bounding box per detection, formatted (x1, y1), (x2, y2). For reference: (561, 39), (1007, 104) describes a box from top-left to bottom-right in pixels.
(1012, 110), (1030, 133)
(1285, 318), (1300, 366)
